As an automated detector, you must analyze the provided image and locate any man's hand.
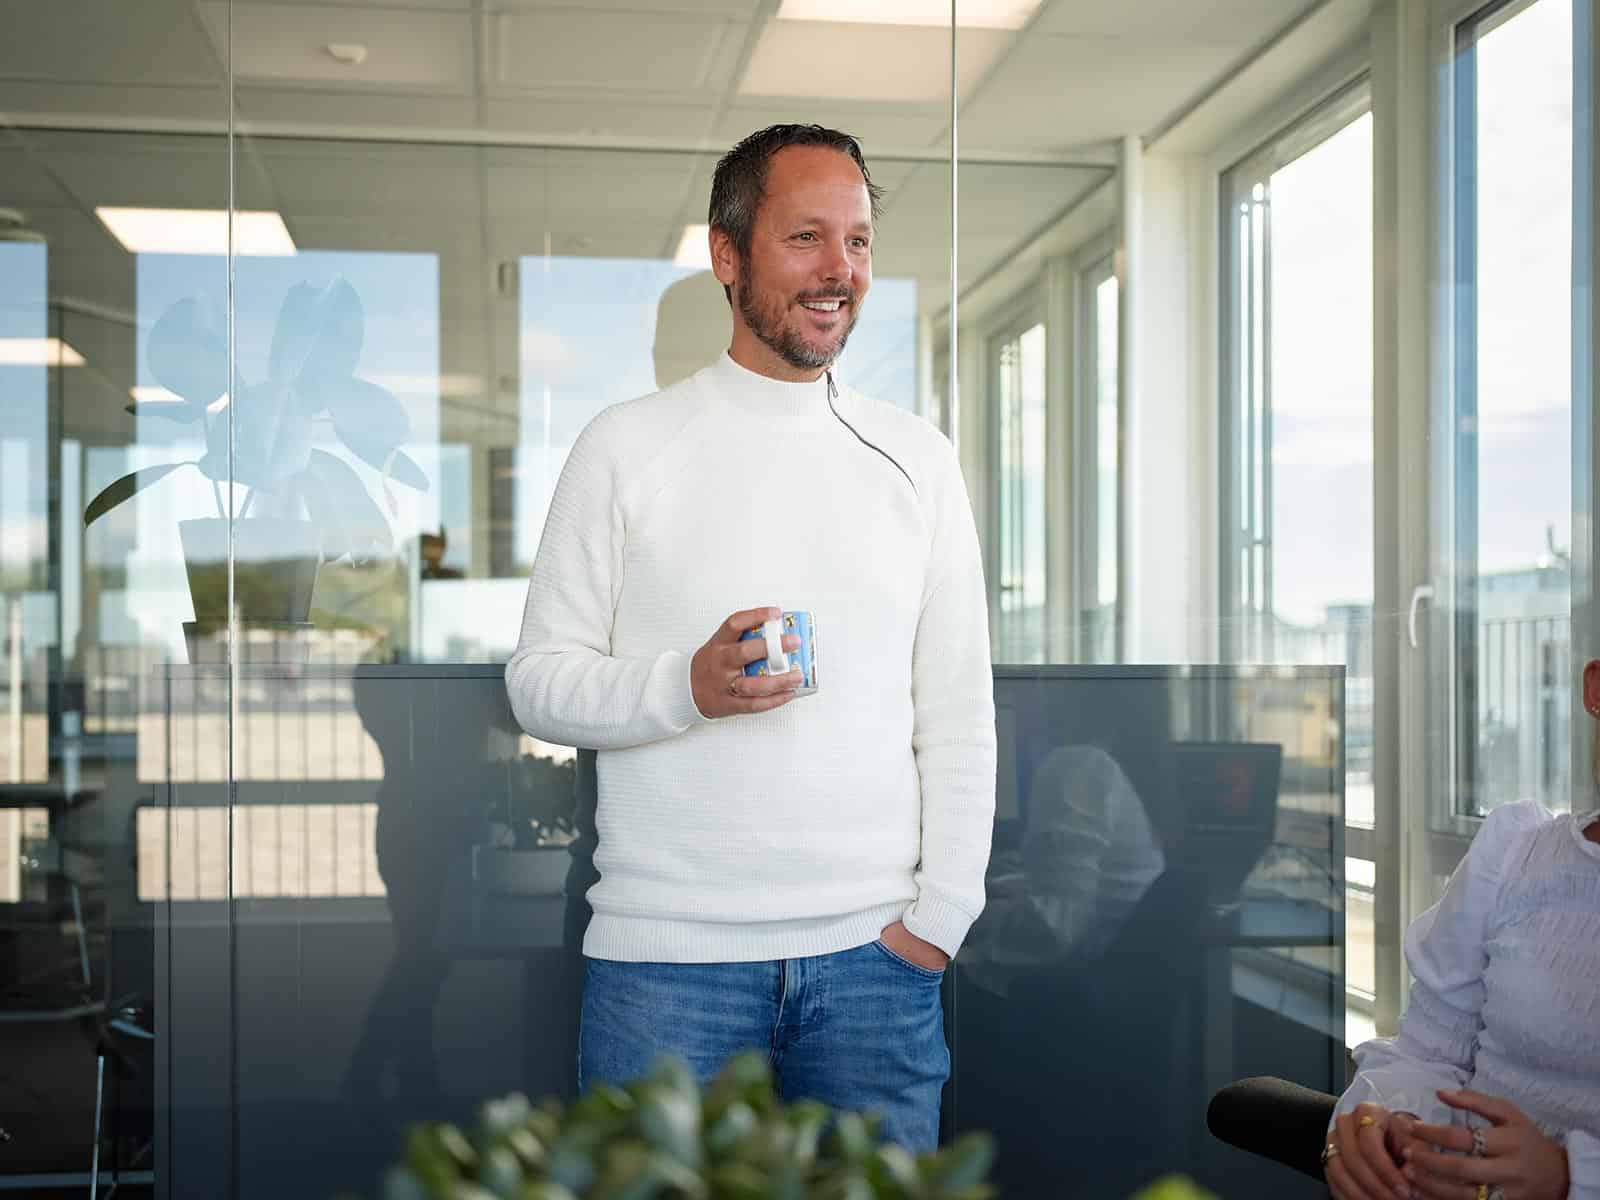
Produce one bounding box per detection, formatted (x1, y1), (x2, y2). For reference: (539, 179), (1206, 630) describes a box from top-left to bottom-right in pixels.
(878, 920), (949, 972)
(1400, 1090), (1570, 1200)
(690, 607), (803, 720)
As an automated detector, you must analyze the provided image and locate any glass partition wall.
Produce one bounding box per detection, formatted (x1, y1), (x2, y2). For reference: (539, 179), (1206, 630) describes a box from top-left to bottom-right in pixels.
(12, 0), (1589, 1196)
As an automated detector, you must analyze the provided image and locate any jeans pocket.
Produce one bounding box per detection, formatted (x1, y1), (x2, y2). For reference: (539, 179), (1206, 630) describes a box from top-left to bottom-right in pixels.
(872, 939), (946, 980)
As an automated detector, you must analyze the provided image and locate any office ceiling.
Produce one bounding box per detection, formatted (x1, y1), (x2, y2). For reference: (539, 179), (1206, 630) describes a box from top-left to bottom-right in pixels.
(0, 0), (1324, 444)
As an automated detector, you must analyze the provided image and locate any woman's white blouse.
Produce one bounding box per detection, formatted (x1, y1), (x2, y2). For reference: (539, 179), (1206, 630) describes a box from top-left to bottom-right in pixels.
(1334, 801), (1600, 1197)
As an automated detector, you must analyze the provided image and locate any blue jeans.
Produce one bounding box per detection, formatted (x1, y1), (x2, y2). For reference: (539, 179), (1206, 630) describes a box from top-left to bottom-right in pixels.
(578, 940), (950, 1152)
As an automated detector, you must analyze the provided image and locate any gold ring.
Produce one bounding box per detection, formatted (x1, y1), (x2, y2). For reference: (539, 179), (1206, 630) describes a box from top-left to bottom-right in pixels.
(1477, 1186), (1488, 1200)
(1358, 1115), (1378, 1130)
(1471, 1127), (1488, 1157)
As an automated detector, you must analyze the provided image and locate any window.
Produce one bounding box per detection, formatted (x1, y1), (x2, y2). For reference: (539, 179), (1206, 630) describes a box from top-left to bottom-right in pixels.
(1444, 0), (1575, 822)
(990, 314), (1047, 663)
(1222, 84), (1375, 1021)
(1079, 256), (1120, 663)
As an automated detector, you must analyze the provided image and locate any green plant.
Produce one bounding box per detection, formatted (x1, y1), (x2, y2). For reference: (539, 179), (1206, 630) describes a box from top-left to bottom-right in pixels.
(1127, 1177), (1219, 1200)
(374, 1052), (995, 1200)
(83, 279), (427, 561)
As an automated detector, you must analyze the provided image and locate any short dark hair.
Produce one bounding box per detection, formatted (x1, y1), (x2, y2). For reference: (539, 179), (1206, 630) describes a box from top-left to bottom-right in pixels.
(708, 124), (884, 298)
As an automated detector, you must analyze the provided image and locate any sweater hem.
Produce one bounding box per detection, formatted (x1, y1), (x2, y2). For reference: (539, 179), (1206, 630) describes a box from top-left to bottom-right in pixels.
(582, 900), (910, 963)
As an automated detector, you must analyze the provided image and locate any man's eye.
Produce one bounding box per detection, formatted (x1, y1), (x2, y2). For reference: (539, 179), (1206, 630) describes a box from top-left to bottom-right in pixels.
(794, 232), (815, 242)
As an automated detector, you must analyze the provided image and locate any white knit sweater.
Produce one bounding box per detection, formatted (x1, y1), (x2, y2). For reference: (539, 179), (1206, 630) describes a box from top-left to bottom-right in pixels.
(505, 353), (996, 964)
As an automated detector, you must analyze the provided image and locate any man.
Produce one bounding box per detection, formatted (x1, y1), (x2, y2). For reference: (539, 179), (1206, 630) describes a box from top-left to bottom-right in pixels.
(505, 124), (995, 1151)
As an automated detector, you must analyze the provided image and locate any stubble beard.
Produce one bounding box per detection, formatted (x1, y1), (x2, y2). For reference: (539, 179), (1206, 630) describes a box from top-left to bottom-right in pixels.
(736, 263), (860, 372)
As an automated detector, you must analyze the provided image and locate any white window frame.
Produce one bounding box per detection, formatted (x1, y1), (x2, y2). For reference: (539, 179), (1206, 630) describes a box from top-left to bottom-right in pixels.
(1074, 240), (1121, 663)
(983, 290), (1049, 659)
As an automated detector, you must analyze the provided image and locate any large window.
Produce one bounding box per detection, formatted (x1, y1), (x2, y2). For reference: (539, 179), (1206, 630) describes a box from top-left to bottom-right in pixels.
(1222, 85), (1375, 1020)
(1444, 0), (1575, 822)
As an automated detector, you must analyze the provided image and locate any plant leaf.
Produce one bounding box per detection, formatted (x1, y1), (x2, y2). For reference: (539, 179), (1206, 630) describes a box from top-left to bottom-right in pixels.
(325, 375), (410, 451)
(267, 282), (322, 385)
(207, 381), (313, 492)
(147, 296), (227, 408)
(301, 278), (363, 385)
(300, 449), (392, 562)
(339, 434), (430, 492)
(83, 462), (188, 526)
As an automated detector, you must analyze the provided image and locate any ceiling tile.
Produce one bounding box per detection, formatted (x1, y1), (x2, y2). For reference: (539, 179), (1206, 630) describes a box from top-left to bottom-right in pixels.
(254, 145), (483, 220)
(493, 9), (744, 94)
(716, 104), (949, 151)
(959, 33), (1236, 150)
(0, 0), (221, 87)
(199, 3), (474, 90)
(1031, 0), (1318, 44)
(483, 97), (719, 142)
(739, 22), (1009, 104)
(235, 86), (480, 128)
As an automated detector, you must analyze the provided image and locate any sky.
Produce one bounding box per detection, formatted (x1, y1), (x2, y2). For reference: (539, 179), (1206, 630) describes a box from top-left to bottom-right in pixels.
(1266, 0), (1572, 629)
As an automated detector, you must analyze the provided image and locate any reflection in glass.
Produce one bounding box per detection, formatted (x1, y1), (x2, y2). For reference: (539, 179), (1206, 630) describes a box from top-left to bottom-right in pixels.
(954, 667), (1344, 1197)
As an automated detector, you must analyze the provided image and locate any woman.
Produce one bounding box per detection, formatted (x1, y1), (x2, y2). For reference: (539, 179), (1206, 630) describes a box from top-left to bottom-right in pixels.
(1322, 662), (1600, 1200)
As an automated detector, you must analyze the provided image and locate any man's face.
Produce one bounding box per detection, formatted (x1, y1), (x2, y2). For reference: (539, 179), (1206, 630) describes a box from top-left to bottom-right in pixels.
(716, 145), (874, 377)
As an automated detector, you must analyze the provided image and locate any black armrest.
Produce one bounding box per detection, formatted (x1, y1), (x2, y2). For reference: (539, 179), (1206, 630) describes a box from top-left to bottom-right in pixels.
(1207, 1075), (1339, 1181)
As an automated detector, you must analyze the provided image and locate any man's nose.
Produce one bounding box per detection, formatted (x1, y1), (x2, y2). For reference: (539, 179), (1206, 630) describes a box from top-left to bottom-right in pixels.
(819, 239), (852, 283)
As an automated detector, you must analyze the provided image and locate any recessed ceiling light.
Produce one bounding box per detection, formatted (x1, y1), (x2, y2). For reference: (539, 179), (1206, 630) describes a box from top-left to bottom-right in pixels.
(95, 207), (297, 257)
(741, 23), (1010, 101)
(775, 0), (1039, 29)
(0, 337), (85, 367)
(673, 225), (712, 270)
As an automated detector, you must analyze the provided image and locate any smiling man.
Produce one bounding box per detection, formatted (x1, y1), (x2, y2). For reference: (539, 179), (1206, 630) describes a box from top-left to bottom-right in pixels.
(505, 124), (996, 1150)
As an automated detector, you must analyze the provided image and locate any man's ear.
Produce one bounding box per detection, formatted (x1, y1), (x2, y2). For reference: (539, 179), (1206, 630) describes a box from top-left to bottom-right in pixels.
(709, 225), (739, 293)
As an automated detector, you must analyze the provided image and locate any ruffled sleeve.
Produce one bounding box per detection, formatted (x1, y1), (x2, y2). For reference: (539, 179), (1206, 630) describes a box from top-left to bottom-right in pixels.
(1565, 1128), (1600, 1200)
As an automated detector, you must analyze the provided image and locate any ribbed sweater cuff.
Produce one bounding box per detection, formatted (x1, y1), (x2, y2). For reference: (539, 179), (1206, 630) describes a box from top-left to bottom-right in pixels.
(655, 650), (710, 731)
(902, 893), (977, 959)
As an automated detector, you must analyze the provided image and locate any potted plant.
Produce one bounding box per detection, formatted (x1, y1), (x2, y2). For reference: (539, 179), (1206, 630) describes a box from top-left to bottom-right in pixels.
(370, 1051), (997, 1200)
(82, 279), (428, 661)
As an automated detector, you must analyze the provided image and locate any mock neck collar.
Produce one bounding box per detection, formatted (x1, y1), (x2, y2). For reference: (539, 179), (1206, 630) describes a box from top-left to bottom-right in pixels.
(707, 351), (836, 423)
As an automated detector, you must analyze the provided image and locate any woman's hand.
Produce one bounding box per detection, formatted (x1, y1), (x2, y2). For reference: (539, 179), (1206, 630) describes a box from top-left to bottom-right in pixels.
(1326, 1102), (1420, 1200)
(1399, 1089), (1570, 1200)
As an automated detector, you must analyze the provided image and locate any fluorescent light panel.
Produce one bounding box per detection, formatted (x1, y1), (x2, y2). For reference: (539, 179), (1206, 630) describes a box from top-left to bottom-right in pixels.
(0, 337), (85, 367)
(673, 224), (712, 270)
(775, 0), (1038, 29)
(129, 385), (186, 405)
(95, 207), (297, 257)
